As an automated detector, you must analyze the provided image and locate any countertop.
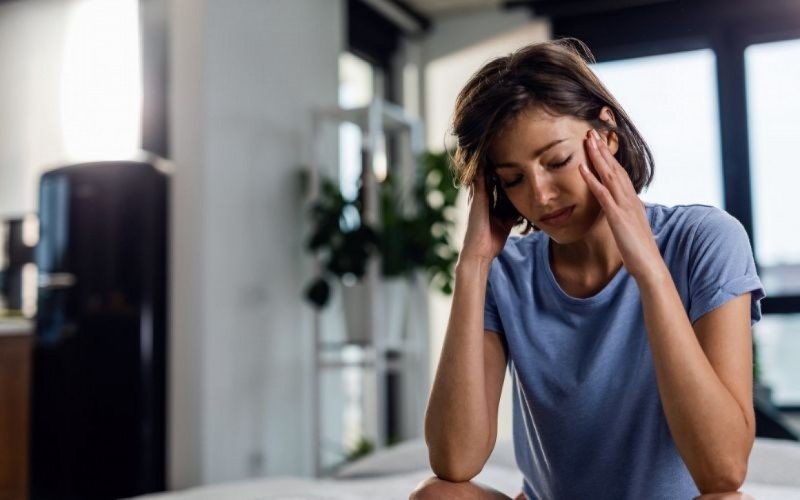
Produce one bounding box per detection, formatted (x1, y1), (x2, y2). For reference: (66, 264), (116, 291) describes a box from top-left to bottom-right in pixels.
(0, 318), (33, 336)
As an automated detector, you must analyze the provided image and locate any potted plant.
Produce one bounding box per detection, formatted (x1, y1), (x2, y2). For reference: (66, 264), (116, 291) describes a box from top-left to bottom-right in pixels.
(303, 151), (459, 313)
(303, 176), (379, 309)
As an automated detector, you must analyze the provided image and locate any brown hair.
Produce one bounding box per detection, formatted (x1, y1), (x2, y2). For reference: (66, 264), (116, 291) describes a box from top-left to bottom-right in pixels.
(450, 38), (654, 233)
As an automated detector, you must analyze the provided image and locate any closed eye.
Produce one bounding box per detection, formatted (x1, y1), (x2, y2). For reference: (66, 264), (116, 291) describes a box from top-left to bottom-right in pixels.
(499, 153), (573, 188)
(549, 154), (573, 169)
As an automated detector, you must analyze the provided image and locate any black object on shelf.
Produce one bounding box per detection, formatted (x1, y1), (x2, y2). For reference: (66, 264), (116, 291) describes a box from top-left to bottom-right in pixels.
(29, 161), (169, 499)
(755, 389), (800, 441)
(1, 217), (36, 311)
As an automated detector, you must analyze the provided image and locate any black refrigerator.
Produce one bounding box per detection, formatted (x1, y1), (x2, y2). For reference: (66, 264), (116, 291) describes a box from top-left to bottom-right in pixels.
(30, 161), (168, 499)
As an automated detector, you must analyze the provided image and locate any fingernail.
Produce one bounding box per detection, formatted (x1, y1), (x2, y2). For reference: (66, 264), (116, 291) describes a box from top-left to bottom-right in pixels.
(591, 129), (601, 141)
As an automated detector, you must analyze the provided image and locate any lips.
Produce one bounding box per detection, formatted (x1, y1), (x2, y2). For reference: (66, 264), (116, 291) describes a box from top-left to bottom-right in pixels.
(541, 205), (575, 221)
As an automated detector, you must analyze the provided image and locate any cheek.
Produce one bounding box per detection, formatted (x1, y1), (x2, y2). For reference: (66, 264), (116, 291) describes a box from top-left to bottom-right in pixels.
(500, 188), (523, 209)
(558, 165), (587, 191)
(575, 149), (592, 170)
(500, 187), (531, 216)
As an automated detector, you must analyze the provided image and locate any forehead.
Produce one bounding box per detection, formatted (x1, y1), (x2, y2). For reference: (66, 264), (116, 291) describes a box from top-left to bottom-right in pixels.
(490, 108), (583, 159)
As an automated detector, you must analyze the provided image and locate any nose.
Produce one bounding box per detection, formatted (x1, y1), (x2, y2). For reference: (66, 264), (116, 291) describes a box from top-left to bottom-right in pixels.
(529, 168), (558, 207)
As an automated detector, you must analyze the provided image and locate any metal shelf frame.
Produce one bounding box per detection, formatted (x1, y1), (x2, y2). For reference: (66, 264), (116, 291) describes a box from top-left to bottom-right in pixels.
(308, 97), (427, 477)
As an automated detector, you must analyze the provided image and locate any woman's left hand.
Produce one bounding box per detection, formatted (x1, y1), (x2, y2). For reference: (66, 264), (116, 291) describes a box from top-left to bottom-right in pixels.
(579, 128), (665, 282)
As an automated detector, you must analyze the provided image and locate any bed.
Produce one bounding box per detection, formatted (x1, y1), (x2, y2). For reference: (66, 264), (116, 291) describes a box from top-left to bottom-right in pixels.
(133, 437), (800, 499)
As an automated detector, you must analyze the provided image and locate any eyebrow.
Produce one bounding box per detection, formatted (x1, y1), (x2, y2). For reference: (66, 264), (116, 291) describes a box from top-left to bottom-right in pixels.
(493, 138), (567, 169)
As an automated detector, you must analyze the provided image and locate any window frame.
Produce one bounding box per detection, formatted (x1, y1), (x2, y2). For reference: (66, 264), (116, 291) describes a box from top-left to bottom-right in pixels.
(550, 0), (800, 411)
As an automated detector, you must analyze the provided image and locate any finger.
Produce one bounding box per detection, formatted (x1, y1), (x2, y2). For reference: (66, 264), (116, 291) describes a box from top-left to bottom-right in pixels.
(586, 130), (628, 201)
(590, 129), (638, 204)
(470, 171), (492, 209)
(585, 130), (620, 192)
(592, 129), (620, 172)
(579, 163), (617, 216)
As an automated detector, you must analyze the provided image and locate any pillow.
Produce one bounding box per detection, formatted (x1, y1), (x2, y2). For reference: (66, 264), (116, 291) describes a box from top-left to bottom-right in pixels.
(747, 437), (800, 487)
(335, 436), (800, 486)
(334, 439), (428, 479)
(334, 439), (517, 479)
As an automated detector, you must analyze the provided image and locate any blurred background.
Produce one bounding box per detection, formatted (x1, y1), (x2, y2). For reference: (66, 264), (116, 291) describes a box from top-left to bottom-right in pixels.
(0, 0), (799, 498)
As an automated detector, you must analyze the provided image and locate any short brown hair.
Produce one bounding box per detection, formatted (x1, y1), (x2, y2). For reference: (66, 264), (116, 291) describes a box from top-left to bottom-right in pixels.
(450, 38), (654, 233)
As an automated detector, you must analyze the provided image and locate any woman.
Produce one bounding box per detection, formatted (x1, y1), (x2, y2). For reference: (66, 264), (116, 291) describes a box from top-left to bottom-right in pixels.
(410, 39), (765, 500)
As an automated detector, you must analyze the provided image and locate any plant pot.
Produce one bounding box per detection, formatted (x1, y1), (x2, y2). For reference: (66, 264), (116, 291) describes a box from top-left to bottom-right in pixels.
(382, 277), (410, 351)
(341, 278), (410, 348)
(342, 281), (371, 345)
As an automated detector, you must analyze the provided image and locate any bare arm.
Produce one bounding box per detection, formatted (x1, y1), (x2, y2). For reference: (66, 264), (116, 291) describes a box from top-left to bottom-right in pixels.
(424, 168), (514, 482)
(579, 127), (755, 494)
(639, 270), (754, 494)
(424, 258), (508, 482)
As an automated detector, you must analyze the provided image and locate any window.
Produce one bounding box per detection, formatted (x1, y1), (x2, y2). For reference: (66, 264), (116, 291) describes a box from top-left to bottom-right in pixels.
(745, 38), (800, 296)
(745, 38), (800, 408)
(61, 0), (141, 161)
(754, 314), (800, 406)
(338, 52), (375, 200)
(592, 50), (724, 208)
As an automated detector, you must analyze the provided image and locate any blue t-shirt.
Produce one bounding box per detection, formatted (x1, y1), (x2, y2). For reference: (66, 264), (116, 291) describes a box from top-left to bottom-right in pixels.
(484, 203), (766, 500)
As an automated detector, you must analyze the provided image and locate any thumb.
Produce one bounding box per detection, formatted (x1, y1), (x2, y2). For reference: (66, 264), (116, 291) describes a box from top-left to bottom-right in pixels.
(472, 168), (491, 202)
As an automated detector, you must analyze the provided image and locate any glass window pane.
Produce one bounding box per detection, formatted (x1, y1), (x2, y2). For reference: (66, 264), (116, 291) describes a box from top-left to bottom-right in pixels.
(338, 53), (375, 200)
(754, 314), (800, 407)
(592, 50), (724, 208)
(339, 52), (373, 108)
(745, 39), (800, 295)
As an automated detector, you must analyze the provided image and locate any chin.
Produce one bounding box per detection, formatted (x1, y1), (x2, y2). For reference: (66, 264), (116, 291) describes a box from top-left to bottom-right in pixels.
(540, 214), (597, 245)
(546, 229), (583, 245)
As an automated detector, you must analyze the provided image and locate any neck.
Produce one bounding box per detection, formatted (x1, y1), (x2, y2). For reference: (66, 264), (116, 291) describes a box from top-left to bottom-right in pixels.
(550, 211), (622, 275)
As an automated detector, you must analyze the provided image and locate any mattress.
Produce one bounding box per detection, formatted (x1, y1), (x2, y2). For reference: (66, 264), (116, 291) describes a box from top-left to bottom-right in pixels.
(133, 438), (800, 499)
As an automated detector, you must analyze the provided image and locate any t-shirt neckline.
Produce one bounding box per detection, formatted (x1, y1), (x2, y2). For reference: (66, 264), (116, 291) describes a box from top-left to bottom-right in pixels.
(539, 203), (656, 306)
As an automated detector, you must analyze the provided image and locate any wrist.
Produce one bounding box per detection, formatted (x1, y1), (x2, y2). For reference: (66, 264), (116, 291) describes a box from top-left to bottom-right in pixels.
(455, 255), (493, 277)
(456, 253), (494, 267)
(633, 261), (672, 289)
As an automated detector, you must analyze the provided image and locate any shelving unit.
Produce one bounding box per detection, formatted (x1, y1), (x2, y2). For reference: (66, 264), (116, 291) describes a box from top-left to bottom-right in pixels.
(308, 97), (429, 477)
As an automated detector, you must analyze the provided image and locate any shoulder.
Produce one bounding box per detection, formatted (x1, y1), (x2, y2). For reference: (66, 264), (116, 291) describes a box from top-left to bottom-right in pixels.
(647, 202), (743, 239)
(489, 231), (544, 278)
(497, 231), (543, 264)
(647, 203), (752, 274)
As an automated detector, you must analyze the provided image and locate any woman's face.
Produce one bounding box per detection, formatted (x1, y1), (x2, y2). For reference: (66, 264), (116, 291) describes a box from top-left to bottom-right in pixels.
(488, 106), (618, 244)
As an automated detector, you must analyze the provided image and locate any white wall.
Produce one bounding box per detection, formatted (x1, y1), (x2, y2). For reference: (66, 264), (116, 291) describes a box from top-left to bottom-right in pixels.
(420, 9), (551, 441)
(169, 0), (343, 486)
(423, 11), (550, 150)
(168, 0), (206, 487)
(0, 0), (144, 218)
(422, 7), (539, 66)
(0, 0), (73, 217)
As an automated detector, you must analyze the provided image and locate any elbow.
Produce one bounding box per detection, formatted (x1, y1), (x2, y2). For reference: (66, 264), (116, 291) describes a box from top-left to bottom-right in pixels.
(696, 461), (748, 495)
(426, 443), (488, 483)
(429, 457), (483, 483)
(696, 417), (756, 494)
(424, 426), (491, 483)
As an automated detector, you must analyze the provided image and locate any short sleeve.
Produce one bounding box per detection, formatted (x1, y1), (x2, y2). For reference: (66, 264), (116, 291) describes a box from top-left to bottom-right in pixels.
(687, 208), (766, 326)
(484, 271), (504, 334)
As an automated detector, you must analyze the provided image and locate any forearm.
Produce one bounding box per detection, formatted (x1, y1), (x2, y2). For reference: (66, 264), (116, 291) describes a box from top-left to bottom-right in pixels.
(425, 257), (495, 479)
(637, 264), (753, 493)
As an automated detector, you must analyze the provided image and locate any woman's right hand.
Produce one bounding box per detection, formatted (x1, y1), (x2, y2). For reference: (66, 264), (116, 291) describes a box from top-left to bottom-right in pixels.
(459, 168), (515, 264)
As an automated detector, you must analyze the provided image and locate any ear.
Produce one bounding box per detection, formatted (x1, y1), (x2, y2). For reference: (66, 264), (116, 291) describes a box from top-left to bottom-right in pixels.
(597, 106), (619, 156)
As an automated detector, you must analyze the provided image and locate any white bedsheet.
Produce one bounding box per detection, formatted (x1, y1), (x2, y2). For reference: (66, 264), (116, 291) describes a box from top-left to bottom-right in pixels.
(134, 467), (800, 499)
(133, 465), (519, 500)
(134, 438), (800, 499)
